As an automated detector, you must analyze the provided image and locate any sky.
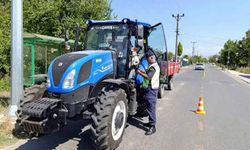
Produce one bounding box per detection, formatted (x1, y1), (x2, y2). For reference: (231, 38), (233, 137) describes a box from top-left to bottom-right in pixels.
(111, 0), (250, 57)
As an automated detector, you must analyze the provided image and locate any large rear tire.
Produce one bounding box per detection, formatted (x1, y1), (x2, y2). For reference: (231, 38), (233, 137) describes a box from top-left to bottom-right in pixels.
(168, 79), (174, 91)
(91, 87), (128, 150)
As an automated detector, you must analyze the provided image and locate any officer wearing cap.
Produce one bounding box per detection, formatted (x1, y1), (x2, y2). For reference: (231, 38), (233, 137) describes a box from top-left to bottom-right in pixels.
(136, 49), (160, 135)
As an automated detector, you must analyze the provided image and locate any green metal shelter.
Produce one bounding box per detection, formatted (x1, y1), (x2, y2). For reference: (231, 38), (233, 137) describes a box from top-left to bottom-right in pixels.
(23, 33), (74, 87)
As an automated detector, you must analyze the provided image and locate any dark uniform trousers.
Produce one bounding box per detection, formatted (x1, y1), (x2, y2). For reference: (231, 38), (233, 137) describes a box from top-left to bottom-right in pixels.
(145, 88), (158, 126)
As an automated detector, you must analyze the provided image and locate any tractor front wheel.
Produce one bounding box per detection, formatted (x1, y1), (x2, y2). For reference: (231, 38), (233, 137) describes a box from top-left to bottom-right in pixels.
(14, 83), (47, 137)
(20, 83), (47, 106)
(91, 87), (128, 150)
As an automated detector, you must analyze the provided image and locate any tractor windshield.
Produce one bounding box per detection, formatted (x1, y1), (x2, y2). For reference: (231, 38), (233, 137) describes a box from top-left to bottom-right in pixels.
(85, 24), (129, 56)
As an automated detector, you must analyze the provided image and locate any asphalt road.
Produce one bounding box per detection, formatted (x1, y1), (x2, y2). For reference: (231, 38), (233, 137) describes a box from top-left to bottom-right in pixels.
(5, 65), (250, 150)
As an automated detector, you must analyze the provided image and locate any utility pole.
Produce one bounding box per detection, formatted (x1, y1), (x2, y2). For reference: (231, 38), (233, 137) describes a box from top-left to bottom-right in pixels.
(191, 41), (197, 57)
(172, 13), (184, 62)
(8, 0), (23, 117)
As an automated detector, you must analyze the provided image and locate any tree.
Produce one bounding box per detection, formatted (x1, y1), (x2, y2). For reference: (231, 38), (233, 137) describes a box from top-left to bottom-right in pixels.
(0, 2), (11, 77)
(239, 31), (250, 67)
(181, 54), (190, 65)
(0, 0), (113, 76)
(190, 55), (207, 64)
(182, 54), (190, 60)
(23, 0), (112, 37)
(177, 42), (183, 56)
(218, 29), (250, 68)
(208, 54), (219, 63)
(168, 52), (174, 61)
(218, 40), (239, 68)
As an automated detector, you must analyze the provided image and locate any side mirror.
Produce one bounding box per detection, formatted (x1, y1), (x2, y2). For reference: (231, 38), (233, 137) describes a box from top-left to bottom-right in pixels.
(136, 25), (144, 48)
(137, 25), (144, 39)
(137, 39), (144, 48)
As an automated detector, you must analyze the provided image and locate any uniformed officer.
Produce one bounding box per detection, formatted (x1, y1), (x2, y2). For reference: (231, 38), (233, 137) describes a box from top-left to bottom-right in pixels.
(136, 50), (160, 135)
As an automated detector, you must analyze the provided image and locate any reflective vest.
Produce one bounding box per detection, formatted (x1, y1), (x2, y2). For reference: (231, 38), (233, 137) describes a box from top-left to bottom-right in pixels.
(142, 62), (160, 90)
(149, 62), (160, 89)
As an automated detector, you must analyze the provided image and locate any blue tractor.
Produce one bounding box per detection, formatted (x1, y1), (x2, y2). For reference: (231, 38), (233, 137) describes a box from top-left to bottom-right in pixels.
(16, 18), (169, 150)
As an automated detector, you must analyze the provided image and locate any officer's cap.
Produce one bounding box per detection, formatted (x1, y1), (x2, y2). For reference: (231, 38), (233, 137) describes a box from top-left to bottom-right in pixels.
(146, 50), (154, 58)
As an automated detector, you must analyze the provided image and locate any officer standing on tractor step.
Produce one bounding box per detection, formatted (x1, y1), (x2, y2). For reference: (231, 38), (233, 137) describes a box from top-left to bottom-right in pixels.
(136, 49), (160, 135)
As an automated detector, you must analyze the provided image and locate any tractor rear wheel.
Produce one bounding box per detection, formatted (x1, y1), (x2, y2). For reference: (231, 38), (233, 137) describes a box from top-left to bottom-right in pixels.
(91, 87), (128, 150)
(168, 79), (174, 90)
(158, 84), (165, 99)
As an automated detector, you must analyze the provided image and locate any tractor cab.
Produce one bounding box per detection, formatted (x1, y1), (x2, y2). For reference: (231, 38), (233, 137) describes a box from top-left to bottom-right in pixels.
(67, 18), (168, 79)
(85, 20), (132, 78)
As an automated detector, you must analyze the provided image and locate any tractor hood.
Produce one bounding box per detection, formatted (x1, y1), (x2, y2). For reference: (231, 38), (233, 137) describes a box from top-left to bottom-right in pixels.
(47, 50), (114, 93)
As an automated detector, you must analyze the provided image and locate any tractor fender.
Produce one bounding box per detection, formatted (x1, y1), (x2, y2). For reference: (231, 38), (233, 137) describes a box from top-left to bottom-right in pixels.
(102, 79), (131, 101)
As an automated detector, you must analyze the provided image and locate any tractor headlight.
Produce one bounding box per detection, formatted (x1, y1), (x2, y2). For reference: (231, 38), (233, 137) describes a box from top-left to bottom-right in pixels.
(63, 69), (76, 89)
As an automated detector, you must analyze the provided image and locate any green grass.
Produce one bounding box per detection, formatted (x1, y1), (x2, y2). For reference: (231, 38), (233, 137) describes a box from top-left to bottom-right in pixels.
(236, 67), (250, 74)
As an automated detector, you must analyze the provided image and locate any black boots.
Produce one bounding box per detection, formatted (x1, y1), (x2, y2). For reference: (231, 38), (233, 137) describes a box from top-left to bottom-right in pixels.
(145, 125), (156, 135)
(143, 122), (152, 127)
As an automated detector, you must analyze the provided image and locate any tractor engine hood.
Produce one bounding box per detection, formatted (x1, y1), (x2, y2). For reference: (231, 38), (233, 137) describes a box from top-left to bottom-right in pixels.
(47, 50), (114, 93)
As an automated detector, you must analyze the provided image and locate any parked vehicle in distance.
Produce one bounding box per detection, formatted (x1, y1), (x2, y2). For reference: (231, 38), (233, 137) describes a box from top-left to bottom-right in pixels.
(195, 63), (205, 70)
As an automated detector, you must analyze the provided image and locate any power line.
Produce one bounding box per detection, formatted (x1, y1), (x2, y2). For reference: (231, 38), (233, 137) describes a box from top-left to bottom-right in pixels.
(172, 13), (184, 62)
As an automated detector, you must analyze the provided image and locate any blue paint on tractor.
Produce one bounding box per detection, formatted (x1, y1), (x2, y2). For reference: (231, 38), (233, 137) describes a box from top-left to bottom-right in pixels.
(47, 50), (113, 93)
(89, 18), (151, 28)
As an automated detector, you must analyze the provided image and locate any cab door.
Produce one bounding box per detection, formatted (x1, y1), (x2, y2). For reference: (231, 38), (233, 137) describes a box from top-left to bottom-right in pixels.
(147, 23), (168, 60)
(135, 23), (169, 85)
(147, 23), (169, 78)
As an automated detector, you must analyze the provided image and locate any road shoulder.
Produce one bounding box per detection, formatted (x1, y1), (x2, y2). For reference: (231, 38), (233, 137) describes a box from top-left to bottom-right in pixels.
(227, 70), (250, 84)
(220, 68), (250, 87)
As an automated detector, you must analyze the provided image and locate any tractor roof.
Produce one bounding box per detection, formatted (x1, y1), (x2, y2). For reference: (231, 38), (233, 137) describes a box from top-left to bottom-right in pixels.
(88, 18), (151, 28)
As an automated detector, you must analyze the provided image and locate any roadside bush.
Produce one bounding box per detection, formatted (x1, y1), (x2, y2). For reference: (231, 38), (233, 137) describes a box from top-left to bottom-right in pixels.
(0, 76), (10, 109)
(0, 75), (10, 92)
(236, 67), (250, 74)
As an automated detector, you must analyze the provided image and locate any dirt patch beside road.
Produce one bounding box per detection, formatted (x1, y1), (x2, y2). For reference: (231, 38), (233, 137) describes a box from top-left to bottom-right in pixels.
(0, 115), (18, 149)
(0, 94), (19, 149)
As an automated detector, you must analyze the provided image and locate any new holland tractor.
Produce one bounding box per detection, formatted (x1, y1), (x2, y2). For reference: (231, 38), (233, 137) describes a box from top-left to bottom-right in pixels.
(15, 18), (173, 150)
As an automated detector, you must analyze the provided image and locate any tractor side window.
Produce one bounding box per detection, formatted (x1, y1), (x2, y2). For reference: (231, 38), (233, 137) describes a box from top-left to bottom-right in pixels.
(130, 36), (144, 58)
(148, 23), (167, 58)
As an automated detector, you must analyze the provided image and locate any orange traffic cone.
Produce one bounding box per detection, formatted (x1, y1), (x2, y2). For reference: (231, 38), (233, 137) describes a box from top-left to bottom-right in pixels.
(196, 96), (206, 115)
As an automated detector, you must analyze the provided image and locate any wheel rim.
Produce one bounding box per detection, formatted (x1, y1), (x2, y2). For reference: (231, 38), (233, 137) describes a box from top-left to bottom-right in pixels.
(111, 100), (126, 141)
